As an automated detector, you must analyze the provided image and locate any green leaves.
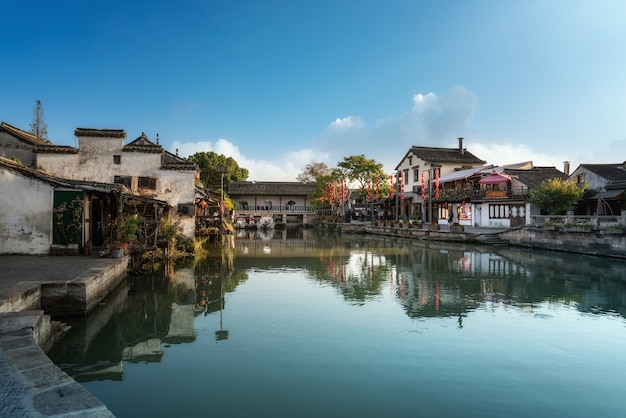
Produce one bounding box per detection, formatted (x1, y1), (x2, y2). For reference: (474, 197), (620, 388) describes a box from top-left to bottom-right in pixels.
(188, 151), (249, 187)
(530, 178), (587, 215)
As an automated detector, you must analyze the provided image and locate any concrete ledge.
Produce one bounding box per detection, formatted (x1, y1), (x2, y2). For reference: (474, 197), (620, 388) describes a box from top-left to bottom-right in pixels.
(40, 256), (129, 317)
(0, 311), (114, 417)
(0, 281), (41, 313)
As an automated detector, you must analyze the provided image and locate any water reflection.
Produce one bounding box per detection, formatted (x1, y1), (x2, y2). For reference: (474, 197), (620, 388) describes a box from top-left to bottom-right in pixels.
(50, 232), (626, 385)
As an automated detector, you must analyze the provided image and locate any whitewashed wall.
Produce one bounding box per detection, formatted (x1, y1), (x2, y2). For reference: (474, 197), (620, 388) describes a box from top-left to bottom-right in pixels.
(0, 169), (53, 254)
(37, 135), (197, 237)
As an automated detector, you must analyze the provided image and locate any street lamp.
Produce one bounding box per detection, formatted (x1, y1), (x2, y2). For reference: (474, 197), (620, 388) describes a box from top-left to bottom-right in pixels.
(216, 166), (229, 233)
(428, 164), (441, 223)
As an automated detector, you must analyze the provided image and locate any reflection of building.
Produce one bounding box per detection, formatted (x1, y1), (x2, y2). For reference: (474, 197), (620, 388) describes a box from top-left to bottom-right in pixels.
(122, 339), (164, 362)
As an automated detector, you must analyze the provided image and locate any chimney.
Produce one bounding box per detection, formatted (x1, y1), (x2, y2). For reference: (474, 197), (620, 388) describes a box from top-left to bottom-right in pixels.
(458, 137), (464, 154)
(563, 161), (570, 176)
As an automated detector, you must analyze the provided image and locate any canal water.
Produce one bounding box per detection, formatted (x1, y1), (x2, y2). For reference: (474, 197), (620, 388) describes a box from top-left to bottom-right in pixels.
(49, 229), (626, 418)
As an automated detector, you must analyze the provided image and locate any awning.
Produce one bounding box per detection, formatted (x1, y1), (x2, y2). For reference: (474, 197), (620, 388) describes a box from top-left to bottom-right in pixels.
(437, 165), (494, 183)
(479, 173), (511, 185)
(591, 189), (625, 200)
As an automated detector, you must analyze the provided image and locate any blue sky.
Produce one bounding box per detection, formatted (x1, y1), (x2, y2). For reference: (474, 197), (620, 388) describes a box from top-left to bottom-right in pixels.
(2, 0), (625, 180)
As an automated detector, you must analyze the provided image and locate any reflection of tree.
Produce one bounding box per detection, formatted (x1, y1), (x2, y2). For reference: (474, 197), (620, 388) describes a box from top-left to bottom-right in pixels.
(194, 237), (248, 316)
(311, 246), (393, 303)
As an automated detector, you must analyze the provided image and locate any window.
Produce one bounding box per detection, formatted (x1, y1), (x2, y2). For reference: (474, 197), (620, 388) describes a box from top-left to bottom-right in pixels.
(408, 157), (413, 166)
(403, 169), (409, 184)
(413, 168), (419, 182)
(138, 176), (157, 190)
(113, 155), (121, 165)
(113, 176), (131, 188)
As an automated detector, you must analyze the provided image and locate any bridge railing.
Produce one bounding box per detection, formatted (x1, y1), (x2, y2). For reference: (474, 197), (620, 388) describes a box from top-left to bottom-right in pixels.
(237, 205), (314, 213)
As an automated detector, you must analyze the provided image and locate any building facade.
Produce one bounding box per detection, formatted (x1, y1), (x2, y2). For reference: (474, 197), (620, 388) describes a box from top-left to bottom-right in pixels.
(36, 129), (198, 237)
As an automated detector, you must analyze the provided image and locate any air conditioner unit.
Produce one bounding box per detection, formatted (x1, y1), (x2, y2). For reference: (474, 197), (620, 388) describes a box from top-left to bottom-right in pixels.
(178, 203), (195, 216)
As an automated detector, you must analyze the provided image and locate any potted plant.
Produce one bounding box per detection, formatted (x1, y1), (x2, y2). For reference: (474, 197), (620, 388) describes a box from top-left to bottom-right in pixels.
(119, 214), (143, 245)
(111, 214), (143, 257)
(450, 222), (464, 233)
(563, 222), (592, 233)
(52, 196), (84, 255)
(427, 222), (440, 231)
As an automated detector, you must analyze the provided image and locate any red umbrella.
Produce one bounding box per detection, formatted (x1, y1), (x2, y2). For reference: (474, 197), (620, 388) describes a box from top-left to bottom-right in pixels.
(478, 173), (511, 184)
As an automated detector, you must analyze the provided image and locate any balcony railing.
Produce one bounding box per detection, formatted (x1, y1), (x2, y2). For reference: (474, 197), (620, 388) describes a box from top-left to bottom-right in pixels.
(237, 205), (314, 213)
(433, 187), (530, 201)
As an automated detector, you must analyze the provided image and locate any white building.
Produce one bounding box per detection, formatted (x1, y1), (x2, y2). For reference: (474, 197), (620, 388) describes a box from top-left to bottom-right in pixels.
(394, 138), (486, 222)
(36, 129), (198, 237)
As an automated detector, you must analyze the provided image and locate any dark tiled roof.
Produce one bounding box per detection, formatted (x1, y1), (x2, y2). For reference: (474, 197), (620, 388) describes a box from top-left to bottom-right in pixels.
(0, 122), (46, 146)
(228, 181), (317, 196)
(396, 146), (486, 169)
(579, 163), (626, 183)
(124, 132), (163, 153)
(35, 145), (78, 154)
(504, 166), (567, 188)
(162, 150), (197, 171)
(0, 156), (121, 192)
(74, 128), (126, 139)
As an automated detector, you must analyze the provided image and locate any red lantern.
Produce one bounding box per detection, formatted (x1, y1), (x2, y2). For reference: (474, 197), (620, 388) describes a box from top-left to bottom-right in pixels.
(401, 172), (405, 199)
(389, 174), (395, 199)
(375, 178), (379, 201)
(367, 180), (371, 202)
(421, 172), (425, 200)
(435, 169), (440, 200)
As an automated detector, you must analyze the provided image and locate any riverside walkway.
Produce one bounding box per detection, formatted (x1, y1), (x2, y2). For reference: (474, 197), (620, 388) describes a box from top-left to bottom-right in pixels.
(0, 255), (124, 417)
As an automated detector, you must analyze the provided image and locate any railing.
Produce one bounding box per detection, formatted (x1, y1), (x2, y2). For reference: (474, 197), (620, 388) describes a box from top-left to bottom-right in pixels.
(531, 214), (625, 229)
(237, 205), (314, 213)
(435, 187), (529, 201)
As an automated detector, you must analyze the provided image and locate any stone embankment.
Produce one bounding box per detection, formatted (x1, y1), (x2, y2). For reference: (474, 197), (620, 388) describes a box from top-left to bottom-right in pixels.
(332, 221), (626, 259)
(0, 255), (128, 417)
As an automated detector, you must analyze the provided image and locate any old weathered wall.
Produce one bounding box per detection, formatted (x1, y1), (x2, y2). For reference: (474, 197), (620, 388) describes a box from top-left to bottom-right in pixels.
(502, 227), (626, 259)
(0, 132), (37, 167)
(37, 138), (197, 237)
(0, 169), (52, 254)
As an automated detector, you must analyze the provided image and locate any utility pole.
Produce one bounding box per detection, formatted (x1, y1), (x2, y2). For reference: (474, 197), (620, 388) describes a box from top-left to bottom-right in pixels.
(216, 166), (228, 237)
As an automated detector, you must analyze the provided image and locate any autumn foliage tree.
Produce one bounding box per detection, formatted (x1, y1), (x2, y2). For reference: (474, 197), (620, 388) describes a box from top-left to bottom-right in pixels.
(297, 160), (330, 183)
(530, 178), (587, 215)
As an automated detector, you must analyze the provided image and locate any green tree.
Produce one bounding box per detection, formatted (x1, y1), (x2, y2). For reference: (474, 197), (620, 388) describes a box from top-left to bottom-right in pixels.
(530, 178), (587, 215)
(297, 160), (331, 183)
(188, 151), (249, 187)
(29, 99), (50, 143)
(336, 154), (390, 199)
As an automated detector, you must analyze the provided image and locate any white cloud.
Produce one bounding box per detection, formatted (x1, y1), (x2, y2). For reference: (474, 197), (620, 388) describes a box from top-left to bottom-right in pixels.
(170, 84), (613, 182)
(315, 85), (479, 173)
(328, 116), (364, 131)
(412, 92), (438, 113)
(171, 139), (328, 182)
(469, 142), (569, 171)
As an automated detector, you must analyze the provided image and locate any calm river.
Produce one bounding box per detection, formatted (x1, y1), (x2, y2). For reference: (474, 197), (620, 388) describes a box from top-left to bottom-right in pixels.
(49, 228), (626, 418)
